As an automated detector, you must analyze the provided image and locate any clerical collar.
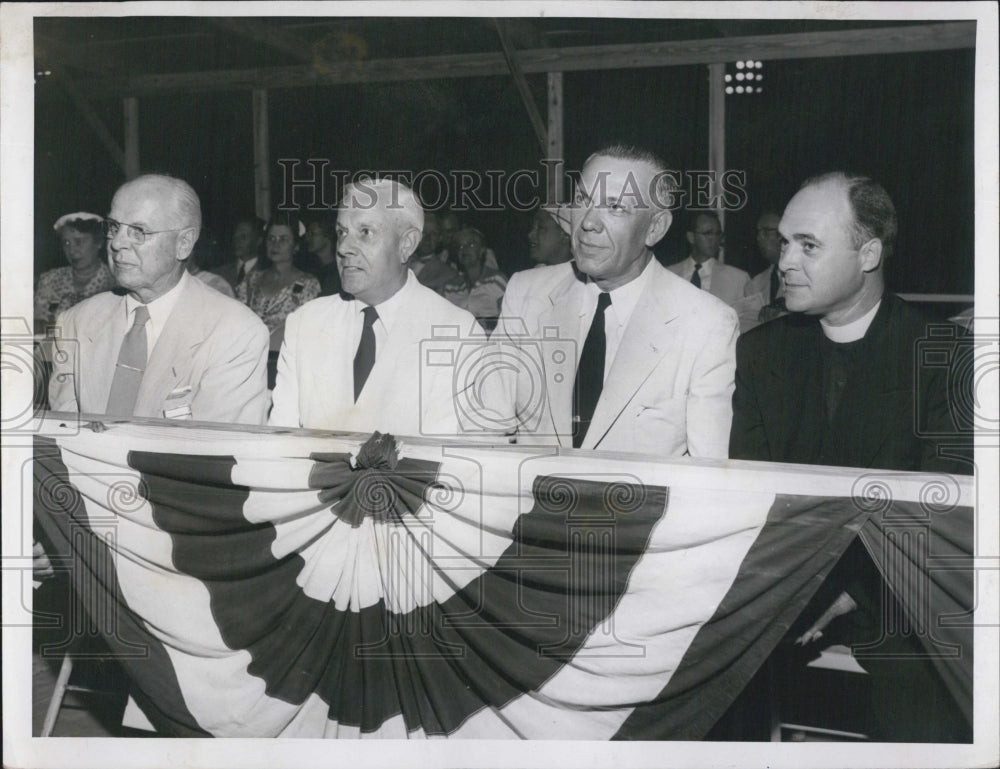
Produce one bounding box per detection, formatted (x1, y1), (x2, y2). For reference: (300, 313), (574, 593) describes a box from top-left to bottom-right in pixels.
(820, 299), (881, 343)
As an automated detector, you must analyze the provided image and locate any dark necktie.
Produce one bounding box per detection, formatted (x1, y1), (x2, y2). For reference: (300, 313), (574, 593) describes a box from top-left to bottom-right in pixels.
(769, 265), (780, 303)
(572, 292), (612, 448)
(236, 262), (246, 285)
(353, 305), (378, 402)
(105, 305), (150, 416)
(691, 262), (702, 289)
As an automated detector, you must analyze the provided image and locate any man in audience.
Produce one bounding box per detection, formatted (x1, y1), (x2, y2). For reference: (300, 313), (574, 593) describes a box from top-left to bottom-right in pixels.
(214, 215), (263, 291)
(735, 209), (788, 332)
(668, 211), (750, 307)
(408, 211), (466, 296)
(302, 213), (342, 296)
(49, 174), (270, 424)
(438, 209), (460, 262)
(269, 179), (489, 437)
(495, 144), (739, 457)
(728, 171), (972, 742)
(527, 205), (572, 266)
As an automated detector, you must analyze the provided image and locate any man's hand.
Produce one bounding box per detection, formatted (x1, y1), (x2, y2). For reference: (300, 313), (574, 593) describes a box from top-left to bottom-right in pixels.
(795, 590), (858, 645)
(33, 540), (55, 582)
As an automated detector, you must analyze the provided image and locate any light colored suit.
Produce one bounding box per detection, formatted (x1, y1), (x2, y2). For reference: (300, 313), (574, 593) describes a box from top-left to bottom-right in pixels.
(495, 260), (738, 458)
(49, 274), (270, 424)
(732, 265), (789, 334)
(744, 264), (782, 303)
(269, 272), (489, 438)
(668, 257), (750, 308)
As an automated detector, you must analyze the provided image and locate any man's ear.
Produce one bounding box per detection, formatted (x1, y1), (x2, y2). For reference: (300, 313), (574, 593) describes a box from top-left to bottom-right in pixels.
(646, 209), (673, 248)
(684, 229), (694, 248)
(858, 238), (883, 272)
(399, 228), (420, 262)
(175, 228), (197, 262)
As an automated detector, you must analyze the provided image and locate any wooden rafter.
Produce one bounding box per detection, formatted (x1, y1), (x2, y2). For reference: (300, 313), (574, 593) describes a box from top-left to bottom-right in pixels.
(75, 22), (975, 96)
(207, 18), (314, 66)
(494, 19), (548, 156)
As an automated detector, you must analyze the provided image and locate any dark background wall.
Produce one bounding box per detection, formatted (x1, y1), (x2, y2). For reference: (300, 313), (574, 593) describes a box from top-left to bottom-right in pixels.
(34, 31), (975, 295)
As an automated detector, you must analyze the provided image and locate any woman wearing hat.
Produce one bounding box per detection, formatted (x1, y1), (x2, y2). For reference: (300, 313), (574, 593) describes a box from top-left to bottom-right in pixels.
(35, 212), (116, 328)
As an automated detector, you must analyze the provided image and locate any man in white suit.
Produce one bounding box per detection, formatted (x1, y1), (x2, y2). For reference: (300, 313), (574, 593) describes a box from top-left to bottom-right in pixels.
(494, 145), (739, 457)
(49, 174), (270, 424)
(668, 211), (750, 308)
(269, 179), (489, 438)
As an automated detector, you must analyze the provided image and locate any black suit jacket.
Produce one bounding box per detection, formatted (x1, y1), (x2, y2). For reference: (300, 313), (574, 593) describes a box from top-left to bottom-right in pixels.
(727, 294), (974, 741)
(730, 293), (971, 474)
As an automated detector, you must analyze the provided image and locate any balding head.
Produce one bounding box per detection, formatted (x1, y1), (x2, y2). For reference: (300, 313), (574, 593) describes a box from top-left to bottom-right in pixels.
(107, 174), (202, 302)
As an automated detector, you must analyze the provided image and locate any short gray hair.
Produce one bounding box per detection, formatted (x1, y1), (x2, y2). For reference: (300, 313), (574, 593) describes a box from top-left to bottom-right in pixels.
(586, 143), (679, 211)
(341, 178), (424, 235)
(115, 174), (202, 236)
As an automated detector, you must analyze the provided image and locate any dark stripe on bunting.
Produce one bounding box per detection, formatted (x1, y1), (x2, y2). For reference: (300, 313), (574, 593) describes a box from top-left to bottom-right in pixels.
(32, 437), (210, 737)
(613, 494), (870, 741)
(129, 446), (665, 736)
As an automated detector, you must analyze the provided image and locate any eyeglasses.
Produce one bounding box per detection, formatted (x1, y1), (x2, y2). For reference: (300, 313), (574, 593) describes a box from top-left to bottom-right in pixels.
(104, 218), (188, 244)
(266, 235), (293, 245)
(696, 230), (723, 237)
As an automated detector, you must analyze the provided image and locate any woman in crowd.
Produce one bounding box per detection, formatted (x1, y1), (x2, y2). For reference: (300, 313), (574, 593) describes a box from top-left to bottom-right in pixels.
(449, 227), (508, 332)
(35, 212), (116, 330)
(237, 212), (320, 387)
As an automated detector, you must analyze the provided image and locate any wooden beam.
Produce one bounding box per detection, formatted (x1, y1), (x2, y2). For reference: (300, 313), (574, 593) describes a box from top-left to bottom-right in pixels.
(78, 22), (975, 96)
(54, 74), (125, 173)
(547, 72), (564, 204)
(253, 89), (271, 220)
(208, 18), (314, 65)
(123, 97), (140, 180)
(708, 63), (725, 256)
(494, 19), (548, 156)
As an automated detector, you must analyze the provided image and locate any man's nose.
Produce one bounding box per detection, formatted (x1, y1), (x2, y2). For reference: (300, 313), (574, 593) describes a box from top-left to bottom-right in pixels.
(580, 205), (601, 231)
(108, 228), (130, 252)
(778, 245), (797, 272)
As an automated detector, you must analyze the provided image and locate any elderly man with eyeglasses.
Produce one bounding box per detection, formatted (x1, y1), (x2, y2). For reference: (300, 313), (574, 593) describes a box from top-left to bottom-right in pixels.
(49, 174), (270, 424)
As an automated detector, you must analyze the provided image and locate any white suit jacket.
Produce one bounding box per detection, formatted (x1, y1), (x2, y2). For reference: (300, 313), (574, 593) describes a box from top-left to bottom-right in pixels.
(495, 260), (738, 458)
(667, 257), (751, 308)
(49, 273), (270, 424)
(269, 272), (490, 439)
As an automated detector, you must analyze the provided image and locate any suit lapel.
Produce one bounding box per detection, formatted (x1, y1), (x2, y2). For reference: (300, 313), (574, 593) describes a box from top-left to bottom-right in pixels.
(136, 278), (206, 416)
(584, 265), (679, 450)
(538, 276), (590, 446)
(828, 298), (902, 467)
(79, 295), (126, 413)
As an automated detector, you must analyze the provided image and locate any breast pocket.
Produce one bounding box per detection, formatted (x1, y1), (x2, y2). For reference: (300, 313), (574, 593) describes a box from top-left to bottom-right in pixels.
(627, 397), (687, 454)
(162, 386), (194, 420)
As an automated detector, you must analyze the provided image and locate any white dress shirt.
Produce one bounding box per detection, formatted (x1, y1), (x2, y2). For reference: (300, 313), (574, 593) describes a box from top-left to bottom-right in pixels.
(122, 271), (189, 361)
(347, 270), (416, 361)
(579, 256), (657, 382)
